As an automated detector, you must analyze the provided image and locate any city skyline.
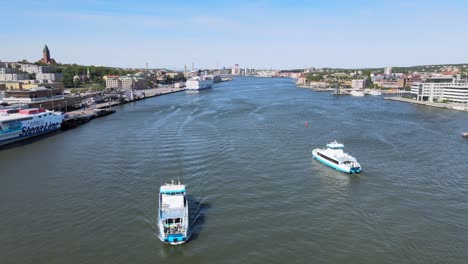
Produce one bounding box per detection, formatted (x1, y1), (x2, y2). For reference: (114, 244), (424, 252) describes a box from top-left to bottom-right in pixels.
(2, 0), (468, 69)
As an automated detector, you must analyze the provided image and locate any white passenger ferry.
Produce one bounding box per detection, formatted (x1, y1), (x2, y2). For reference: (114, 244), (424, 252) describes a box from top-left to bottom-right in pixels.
(158, 180), (189, 245)
(186, 76), (213, 90)
(0, 108), (64, 146)
(312, 141), (362, 174)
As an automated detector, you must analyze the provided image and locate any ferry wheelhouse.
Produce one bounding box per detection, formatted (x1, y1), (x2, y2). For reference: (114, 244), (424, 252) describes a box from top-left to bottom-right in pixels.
(312, 141), (362, 174)
(158, 181), (189, 245)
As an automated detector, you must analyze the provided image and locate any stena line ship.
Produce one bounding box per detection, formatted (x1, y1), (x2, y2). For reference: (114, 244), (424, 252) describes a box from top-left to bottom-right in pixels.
(0, 108), (64, 146)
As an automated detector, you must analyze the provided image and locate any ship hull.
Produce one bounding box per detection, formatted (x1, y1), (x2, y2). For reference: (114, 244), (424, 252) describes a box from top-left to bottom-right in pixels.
(0, 110), (63, 147)
(0, 126), (61, 146)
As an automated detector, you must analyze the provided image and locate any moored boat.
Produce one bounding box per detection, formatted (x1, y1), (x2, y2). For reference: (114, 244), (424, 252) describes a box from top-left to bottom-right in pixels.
(365, 89), (382, 96)
(0, 108), (63, 146)
(312, 141), (362, 174)
(350, 90), (365, 96)
(158, 180), (189, 245)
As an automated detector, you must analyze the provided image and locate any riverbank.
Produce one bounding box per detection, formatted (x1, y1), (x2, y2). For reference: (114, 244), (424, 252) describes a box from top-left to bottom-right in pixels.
(384, 97), (468, 112)
(296, 85), (333, 91)
(63, 87), (186, 129)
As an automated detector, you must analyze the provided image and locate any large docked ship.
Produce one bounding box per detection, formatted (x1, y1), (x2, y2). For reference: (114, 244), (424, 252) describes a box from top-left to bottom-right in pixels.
(158, 180), (189, 245)
(312, 141), (362, 174)
(186, 76), (213, 90)
(0, 108), (64, 146)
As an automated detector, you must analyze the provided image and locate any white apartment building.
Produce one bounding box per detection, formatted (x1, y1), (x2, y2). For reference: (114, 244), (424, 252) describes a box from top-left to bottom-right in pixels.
(36, 72), (63, 83)
(231, 64), (240, 75)
(19, 64), (52, 74)
(351, 79), (366, 90)
(0, 68), (29, 81)
(442, 84), (468, 103)
(411, 76), (468, 103)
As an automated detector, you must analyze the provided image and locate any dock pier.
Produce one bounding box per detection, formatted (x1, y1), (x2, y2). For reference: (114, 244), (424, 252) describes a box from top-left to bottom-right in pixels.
(62, 87), (186, 130)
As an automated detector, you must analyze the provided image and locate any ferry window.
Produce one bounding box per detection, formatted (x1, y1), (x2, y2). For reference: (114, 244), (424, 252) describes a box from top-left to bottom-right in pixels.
(174, 218), (181, 223)
(38, 116), (41, 118)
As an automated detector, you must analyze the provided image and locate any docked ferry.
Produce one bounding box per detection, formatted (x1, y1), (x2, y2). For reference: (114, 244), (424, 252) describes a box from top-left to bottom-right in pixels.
(312, 141), (362, 174)
(0, 108), (64, 146)
(158, 180), (189, 245)
(186, 76), (213, 90)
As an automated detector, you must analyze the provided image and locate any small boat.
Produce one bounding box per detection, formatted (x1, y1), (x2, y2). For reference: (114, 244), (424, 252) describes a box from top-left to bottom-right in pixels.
(366, 89), (382, 96)
(463, 132), (468, 138)
(158, 180), (189, 245)
(350, 90), (365, 96)
(312, 141), (362, 174)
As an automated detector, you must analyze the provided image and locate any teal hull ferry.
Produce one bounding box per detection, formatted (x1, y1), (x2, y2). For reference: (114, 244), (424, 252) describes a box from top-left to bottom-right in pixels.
(312, 141), (362, 174)
(158, 181), (189, 245)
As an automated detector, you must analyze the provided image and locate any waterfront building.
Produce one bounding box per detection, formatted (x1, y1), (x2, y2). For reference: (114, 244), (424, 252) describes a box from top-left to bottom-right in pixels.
(120, 76), (135, 89)
(411, 76), (468, 103)
(0, 81), (24, 90)
(351, 79), (366, 90)
(105, 75), (122, 89)
(231, 64), (240, 75)
(2, 87), (64, 104)
(403, 75), (422, 88)
(442, 85), (468, 103)
(375, 79), (403, 89)
(296, 77), (327, 88)
(133, 77), (147, 89)
(384, 67), (392, 75)
(39, 45), (57, 64)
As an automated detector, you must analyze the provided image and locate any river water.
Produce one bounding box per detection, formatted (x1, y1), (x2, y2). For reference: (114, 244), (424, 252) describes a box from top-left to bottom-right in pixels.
(1, 77), (467, 264)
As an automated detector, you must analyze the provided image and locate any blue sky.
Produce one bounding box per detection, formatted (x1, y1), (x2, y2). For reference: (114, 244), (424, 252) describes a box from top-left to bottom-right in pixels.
(2, 0), (468, 69)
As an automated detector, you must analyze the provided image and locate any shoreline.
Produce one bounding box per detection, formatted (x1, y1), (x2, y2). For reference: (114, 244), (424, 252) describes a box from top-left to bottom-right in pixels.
(62, 87), (187, 129)
(384, 97), (468, 112)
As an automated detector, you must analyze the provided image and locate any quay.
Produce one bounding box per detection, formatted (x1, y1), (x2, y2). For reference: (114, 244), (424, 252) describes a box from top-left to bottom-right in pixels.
(384, 97), (468, 112)
(62, 87), (186, 129)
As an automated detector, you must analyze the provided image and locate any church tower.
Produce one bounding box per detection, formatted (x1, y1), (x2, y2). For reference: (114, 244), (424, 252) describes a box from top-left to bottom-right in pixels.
(43, 45), (50, 64)
(87, 67), (91, 80)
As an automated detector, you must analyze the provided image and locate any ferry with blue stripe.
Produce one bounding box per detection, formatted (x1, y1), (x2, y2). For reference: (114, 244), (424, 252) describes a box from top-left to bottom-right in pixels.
(312, 141), (362, 174)
(0, 108), (63, 146)
(158, 180), (189, 245)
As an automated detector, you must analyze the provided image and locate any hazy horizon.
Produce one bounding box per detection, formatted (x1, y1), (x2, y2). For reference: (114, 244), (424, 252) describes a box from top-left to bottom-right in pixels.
(2, 0), (468, 69)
